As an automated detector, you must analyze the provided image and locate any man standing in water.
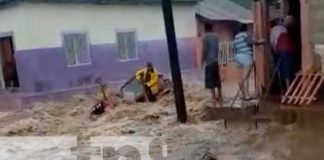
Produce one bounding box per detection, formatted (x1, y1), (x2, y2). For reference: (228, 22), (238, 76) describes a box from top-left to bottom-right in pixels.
(202, 23), (223, 107)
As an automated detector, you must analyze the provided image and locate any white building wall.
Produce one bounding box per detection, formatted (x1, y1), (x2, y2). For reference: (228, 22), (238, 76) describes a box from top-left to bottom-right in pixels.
(0, 3), (196, 50)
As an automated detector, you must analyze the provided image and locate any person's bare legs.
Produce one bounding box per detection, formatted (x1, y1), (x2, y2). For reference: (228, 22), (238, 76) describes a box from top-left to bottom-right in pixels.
(243, 67), (250, 99)
(237, 68), (247, 99)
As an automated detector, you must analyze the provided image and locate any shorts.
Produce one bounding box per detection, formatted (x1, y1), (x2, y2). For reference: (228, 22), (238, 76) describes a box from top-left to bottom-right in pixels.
(205, 62), (221, 89)
(234, 54), (253, 69)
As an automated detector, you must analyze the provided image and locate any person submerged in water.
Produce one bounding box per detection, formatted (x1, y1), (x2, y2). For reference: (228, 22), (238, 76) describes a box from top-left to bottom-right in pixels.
(90, 80), (113, 120)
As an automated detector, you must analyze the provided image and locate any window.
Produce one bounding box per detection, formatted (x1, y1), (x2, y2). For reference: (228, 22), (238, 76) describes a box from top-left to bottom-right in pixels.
(116, 30), (138, 61)
(62, 32), (91, 66)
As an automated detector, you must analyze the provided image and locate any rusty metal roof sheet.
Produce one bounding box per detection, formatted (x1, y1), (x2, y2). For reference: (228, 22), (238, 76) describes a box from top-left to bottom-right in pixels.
(195, 0), (252, 23)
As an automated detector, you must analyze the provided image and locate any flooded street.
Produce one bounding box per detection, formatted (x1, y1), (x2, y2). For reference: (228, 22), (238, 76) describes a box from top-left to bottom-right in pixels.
(0, 81), (323, 160)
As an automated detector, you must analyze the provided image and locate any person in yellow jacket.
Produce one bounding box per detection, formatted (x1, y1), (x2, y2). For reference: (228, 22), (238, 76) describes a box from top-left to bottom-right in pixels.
(135, 62), (160, 102)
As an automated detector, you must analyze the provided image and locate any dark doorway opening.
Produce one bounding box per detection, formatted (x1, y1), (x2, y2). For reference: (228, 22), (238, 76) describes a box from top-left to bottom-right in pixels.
(288, 0), (302, 73)
(0, 36), (19, 89)
(269, 0), (302, 95)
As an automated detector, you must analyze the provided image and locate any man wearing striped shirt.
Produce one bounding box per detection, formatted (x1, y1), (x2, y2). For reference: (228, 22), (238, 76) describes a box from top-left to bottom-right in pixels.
(233, 24), (253, 100)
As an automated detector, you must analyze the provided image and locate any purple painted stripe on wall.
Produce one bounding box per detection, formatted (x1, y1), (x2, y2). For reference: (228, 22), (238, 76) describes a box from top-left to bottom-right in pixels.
(15, 37), (197, 93)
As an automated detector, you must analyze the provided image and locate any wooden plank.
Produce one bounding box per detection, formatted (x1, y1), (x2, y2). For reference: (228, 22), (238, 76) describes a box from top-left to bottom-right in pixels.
(230, 42), (233, 60)
(225, 42), (227, 65)
(299, 73), (321, 105)
(223, 42), (225, 64)
(227, 42), (230, 65)
(221, 43), (224, 65)
(253, 0), (266, 95)
(0, 46), (5, 89)
(306, 75), (324, 105)
(223, 43), (225, 64)
(228, 42), (230, 65)
(301, 0), (313, 71)
(218, 43), (221, 65)
(286, 72), (308, 104)
(195, 37), (203, 68)
(287, 96), (316, 101)
(222, 43), (224, 65)
(281, 72), (302, 103)
(261, 0), (271, 89)
(227, 42), (230, 64)
(227, 42), (229, 63)
(293, 72), (314, 104)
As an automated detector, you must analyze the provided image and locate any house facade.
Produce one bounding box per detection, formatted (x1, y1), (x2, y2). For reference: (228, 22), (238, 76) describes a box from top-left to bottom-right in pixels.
(0, 1), (198, 93)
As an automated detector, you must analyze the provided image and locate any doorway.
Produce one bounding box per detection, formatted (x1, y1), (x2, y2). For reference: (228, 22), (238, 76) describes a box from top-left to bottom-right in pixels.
(267, 0), (302, 94)
(287, 0), (302, 72)
(0, 34), (19, 89)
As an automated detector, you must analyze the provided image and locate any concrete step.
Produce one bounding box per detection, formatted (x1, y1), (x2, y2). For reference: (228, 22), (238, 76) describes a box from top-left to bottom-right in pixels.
(202, 104), (258, 121)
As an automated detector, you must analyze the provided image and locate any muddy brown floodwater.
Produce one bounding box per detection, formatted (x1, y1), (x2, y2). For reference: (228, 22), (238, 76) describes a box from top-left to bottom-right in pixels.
(0, 81), (323, 160)
(277, 110), (324, 160)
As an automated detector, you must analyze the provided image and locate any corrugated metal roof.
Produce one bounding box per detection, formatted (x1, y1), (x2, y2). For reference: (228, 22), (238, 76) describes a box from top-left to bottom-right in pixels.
(0, 0), (200, 9)
(195, 0), (252, 23)
(229, 0), (251, 9)
(0, 0), (19, 8)
(0, 0), (16, 5)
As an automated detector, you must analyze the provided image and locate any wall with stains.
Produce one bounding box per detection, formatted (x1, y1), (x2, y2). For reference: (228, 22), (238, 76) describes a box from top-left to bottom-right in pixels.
(0, 3), (196, 50)
(15, 38), (196, 92)
(0, 3), (198, 92)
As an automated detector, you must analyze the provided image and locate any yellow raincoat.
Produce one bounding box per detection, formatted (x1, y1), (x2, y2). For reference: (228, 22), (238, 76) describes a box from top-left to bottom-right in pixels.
(135, 68), (160, 95)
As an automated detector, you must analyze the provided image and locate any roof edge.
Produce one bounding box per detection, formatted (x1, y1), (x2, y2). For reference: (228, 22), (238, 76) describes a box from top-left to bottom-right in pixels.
(0, 0), (200, 8)
(196, 14), (253, 24)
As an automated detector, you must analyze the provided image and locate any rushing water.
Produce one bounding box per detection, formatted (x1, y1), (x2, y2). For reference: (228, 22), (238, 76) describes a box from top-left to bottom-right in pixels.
(272, 108), (324, 160)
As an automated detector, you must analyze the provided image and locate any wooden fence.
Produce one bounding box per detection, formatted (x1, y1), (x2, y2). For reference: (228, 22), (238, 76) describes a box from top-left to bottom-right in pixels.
(218, 41), (235, 66)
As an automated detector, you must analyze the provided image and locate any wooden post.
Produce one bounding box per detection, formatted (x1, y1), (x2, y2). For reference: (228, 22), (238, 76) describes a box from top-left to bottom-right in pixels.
(300, 0), (313, 71)
(0, 42), (5, 89)
(261, 0), (271, 88)
(161, 0), (187, 123)
(253, 0), (267, 95)
(195, 17), (203, 68)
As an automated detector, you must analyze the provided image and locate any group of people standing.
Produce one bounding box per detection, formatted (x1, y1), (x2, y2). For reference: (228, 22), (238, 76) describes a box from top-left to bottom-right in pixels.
(134, 16), (297, 108)
(202, 22), (254, 107)
(201, 15), (297, 107)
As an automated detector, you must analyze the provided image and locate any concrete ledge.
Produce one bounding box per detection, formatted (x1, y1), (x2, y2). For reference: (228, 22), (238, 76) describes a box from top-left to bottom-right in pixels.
(202, 105), (257, 121)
